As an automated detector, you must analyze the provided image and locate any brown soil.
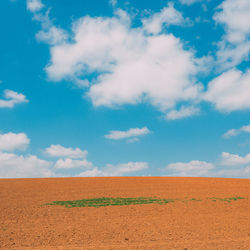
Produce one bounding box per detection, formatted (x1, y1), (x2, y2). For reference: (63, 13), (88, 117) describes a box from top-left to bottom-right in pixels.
(0, 177), (250, 249)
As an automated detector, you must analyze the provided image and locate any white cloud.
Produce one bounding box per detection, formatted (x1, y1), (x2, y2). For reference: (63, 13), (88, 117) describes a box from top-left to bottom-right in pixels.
(220, 152), (250, 166)
(142, 3), (187, 35)
(0, 90), (28, 108)
(179, 0), (204, 5)
(27, 0), (44, 12)
(36, 25), (68, 45)
(214, 0), (250, 44)
(0, 132), (30, 152)
(28, 3), (203, 116)
(213, 0), (250, 70)
(166, 160), (214, 177)
(32, 10), (68, 46)
(0, 152), (53, 178)
(223, 124), (250, 138)
(214, 167), (250, 178)
(204, 69), (250, 112)
(105, 127), (150, 140)
(165, 106), (200, 120)
(54, 158), (93, 169)
(79, 162), (148, 177)
(165, 153), (250, 178)
(215, 42), (250, 71)
(45, 144), (88, 159)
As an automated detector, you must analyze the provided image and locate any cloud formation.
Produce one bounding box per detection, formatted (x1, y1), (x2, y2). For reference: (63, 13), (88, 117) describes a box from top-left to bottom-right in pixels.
(79, 162), (148, 177)
(26, 0), (250, 119)
(105, 127), (150, 141)
(0, 152), (53, 178)
(167, 160), (214, 177)
(165, 151), (250, 178)
(26, 0), (44, 12)
(214, 0), (250, 70)
(29, 1), (203, 117)
(204, 69), (250, 112)
(165, 106), (200, 120)
(0, 132), (30, 152)
(142, 2), (187, 35)
(0, 131), (149, 178)
(220, 152), (250, 166)
(45, 144), (88, 159)
(223, 124), (250, 138)
(54, 158), (93, 169)
(0, 90), (28, 108)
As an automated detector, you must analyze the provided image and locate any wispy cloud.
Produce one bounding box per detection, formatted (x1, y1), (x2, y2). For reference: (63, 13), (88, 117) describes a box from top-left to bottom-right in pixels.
(104, 127), (150, 142)
(79, 162), (148, 177)
(165, 106), (200, 120)
(0, 90), (28, 108)
(142, 2), (189, 35)
(223, 124), (250, 138)
(179, 0), (204, 5)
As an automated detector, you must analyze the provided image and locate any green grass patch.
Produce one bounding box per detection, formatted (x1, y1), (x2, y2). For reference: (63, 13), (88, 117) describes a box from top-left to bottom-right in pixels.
(209, 196), (245, 203)
(45, 196), (246, 208)
(45, 197), (175, 208)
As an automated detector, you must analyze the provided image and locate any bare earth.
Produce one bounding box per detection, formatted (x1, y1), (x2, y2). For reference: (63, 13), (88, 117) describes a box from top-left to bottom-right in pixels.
(0, 177), (250, 249)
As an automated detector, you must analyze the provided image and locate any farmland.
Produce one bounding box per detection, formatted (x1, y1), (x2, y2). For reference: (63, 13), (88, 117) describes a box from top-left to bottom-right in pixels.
(0, 177), (250, 249)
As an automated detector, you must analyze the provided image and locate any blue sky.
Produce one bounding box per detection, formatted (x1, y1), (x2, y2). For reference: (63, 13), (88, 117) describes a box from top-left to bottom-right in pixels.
(0, 0), (250, 178)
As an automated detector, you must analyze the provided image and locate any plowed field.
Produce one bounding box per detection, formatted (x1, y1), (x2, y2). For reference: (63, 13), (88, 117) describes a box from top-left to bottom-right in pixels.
(0, 177), (250, 249)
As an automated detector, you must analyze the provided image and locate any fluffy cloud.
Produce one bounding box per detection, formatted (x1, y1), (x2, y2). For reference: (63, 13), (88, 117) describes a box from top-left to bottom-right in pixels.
(214, 0), (250, 70)
(104, 127), (150, 141)
(223, 124), (250, 138)
(165, 151), (250, 178)
(29, 2), (203, 116)
(166, 160), (214, 177)
(220, 152), (250, 166)
(165, 106), (200, 120)
(45, 144), (88, 159)
(79, 162), (148, 177)
(54, 158), (93, 169)
(0, 152), (53, 178)
(0, 90), (28, 108)
(142, 2), (187, 35)
(214, 0), (250, 44)
(204, 69), (250, 112)
(26, 0), (44, 12)
(0, 132), (30, 152)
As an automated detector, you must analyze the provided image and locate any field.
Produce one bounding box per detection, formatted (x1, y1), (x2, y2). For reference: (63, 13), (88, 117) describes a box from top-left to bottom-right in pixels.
(0, 177), (250, 249)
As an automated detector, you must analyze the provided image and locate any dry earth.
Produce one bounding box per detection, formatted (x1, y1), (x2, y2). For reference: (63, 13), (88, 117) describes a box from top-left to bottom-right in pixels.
(0, 177), (250, 249)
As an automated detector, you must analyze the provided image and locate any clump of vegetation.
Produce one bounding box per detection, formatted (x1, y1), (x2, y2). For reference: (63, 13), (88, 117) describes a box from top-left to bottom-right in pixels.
(45, 197), (175, 208)
(209, 196), (245, 203)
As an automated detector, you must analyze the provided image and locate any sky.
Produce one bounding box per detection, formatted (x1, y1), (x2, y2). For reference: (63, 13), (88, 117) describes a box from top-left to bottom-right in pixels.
(0, 0), (250, 178)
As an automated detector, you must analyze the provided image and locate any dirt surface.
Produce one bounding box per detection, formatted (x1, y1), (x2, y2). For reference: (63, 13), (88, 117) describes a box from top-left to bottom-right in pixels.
(0, 177), (250, 249)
